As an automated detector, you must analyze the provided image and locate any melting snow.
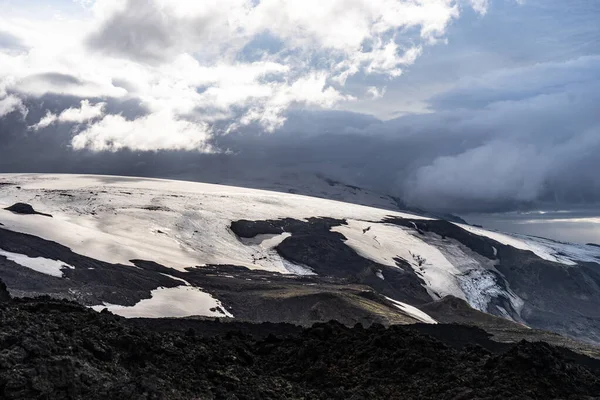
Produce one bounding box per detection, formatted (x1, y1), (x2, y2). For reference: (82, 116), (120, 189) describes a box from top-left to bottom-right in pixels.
(333, 220), (465, 299)
(160, 273), (190, 286)
(335, 220), (526, 320)
(385, 296), (437, 324)
(91, 286), (233, 318)
(0, 248), (74, 278)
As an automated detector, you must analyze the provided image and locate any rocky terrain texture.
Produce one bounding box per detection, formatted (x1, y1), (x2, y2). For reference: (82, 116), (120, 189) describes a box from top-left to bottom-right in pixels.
(385, 217), (600, 344)
(3, 214), (600, 352)
(3, 203), (52, 218)
(232, 216), (600, 344)
(1, 174), (600, 350)
(1, 281), (600, 400)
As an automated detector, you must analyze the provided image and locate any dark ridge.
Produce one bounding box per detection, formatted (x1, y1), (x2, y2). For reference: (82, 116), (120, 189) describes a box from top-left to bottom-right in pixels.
(383, 217), (497, 259)
(587, 243), (600, 248)
(175, 264), (420, 327)
(321, 176), (362, 191)
(389, 196), (468, 224)
(231, 217), (346, 238)
(1, 292), (599, 399)
(0, 227), (182, 307)
(141, 205), (171, 211)
(231, 217), (432, 305)
(4, 203), (53, 218)
(0, 278), (11, 302)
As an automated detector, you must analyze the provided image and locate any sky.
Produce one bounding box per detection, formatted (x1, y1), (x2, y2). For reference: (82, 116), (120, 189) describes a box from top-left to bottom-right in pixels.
(0, 0), (599, 218)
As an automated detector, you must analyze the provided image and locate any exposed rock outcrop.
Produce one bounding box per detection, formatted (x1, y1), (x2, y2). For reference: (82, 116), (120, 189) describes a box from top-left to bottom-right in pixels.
(4, 203), (52, 218)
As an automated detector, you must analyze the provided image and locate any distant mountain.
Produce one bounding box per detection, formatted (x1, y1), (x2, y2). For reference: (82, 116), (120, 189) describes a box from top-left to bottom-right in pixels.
(1, 174), (600, 347)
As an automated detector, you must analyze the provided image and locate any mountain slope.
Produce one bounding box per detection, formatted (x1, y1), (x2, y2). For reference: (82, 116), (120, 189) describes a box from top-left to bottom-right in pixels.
(1, 174), (599, 345)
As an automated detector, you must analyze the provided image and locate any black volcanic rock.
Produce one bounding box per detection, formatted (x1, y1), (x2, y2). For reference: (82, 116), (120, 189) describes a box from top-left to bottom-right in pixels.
(231, 217), (432, 305)
(0, 227), (182, 307)
(4, 203), (52, 217)
(231, 217), (346, 238)
(383, 217), (497, 259)
(0, 279), (10, 302)
(0, 294), (599, 399)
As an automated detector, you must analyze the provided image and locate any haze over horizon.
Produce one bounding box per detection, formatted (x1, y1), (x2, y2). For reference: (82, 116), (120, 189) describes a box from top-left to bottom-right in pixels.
(1, 1), (599, 234)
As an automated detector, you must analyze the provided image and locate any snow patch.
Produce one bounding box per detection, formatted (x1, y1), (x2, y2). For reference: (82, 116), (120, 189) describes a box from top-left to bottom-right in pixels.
(240, 232), (292, 247)
(160, 273), (190, 286)
(333, 220), (466, 300)
(385, 296), (437, 324)
(281, 259), (316, 275)
(0, 248), (74, 278)
(91, 286), (233, 318)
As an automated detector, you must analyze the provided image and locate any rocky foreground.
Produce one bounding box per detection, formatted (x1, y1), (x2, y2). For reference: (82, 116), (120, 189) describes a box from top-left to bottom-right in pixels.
(0, 281), (599, 400)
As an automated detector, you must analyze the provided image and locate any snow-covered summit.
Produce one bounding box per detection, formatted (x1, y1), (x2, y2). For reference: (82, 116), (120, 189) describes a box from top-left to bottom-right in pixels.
(1, 174), (599, 344)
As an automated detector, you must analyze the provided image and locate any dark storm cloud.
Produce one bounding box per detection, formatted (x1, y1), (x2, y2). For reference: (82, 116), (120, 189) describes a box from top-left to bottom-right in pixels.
(2, 53), (599, 214)
(390, 57), (600, 212)
(2, 0), (599, 215)
(209, 55), (600, 213)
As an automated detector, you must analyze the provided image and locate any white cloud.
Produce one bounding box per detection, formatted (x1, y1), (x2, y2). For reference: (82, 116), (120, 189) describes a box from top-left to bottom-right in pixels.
(31, 100), (106, 130)
(31, 111), (58, 130)
(71, 111), (214, 152)
(407, 141), (550, 206)
(367, 86), (387, 100)
(0, 94), (27, 118)
(0, 0), (490, 151)
(73, 0), (95, 8)
(469, 0), (490, 15)
(60, 100), (106, 122)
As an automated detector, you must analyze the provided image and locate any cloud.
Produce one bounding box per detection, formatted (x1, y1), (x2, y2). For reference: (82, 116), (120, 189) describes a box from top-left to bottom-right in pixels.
(392, 56), (600, 211)
(3, 0), (599, 216)
(0, 95), (27, 118)
(71, 111), (214, 152)
(212, 55), (600, 213)
(468, 0), (490, 15)
(14, 73), (127, 99)
(2, 54), (598, 214)
(0, 30), (26, 52)
(0, 0), (487, 152)
(404, 142), (550, 209)
(31, 100), (106, 130)
(366, 86), (387, 100)
(59, 100), (106, 123)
